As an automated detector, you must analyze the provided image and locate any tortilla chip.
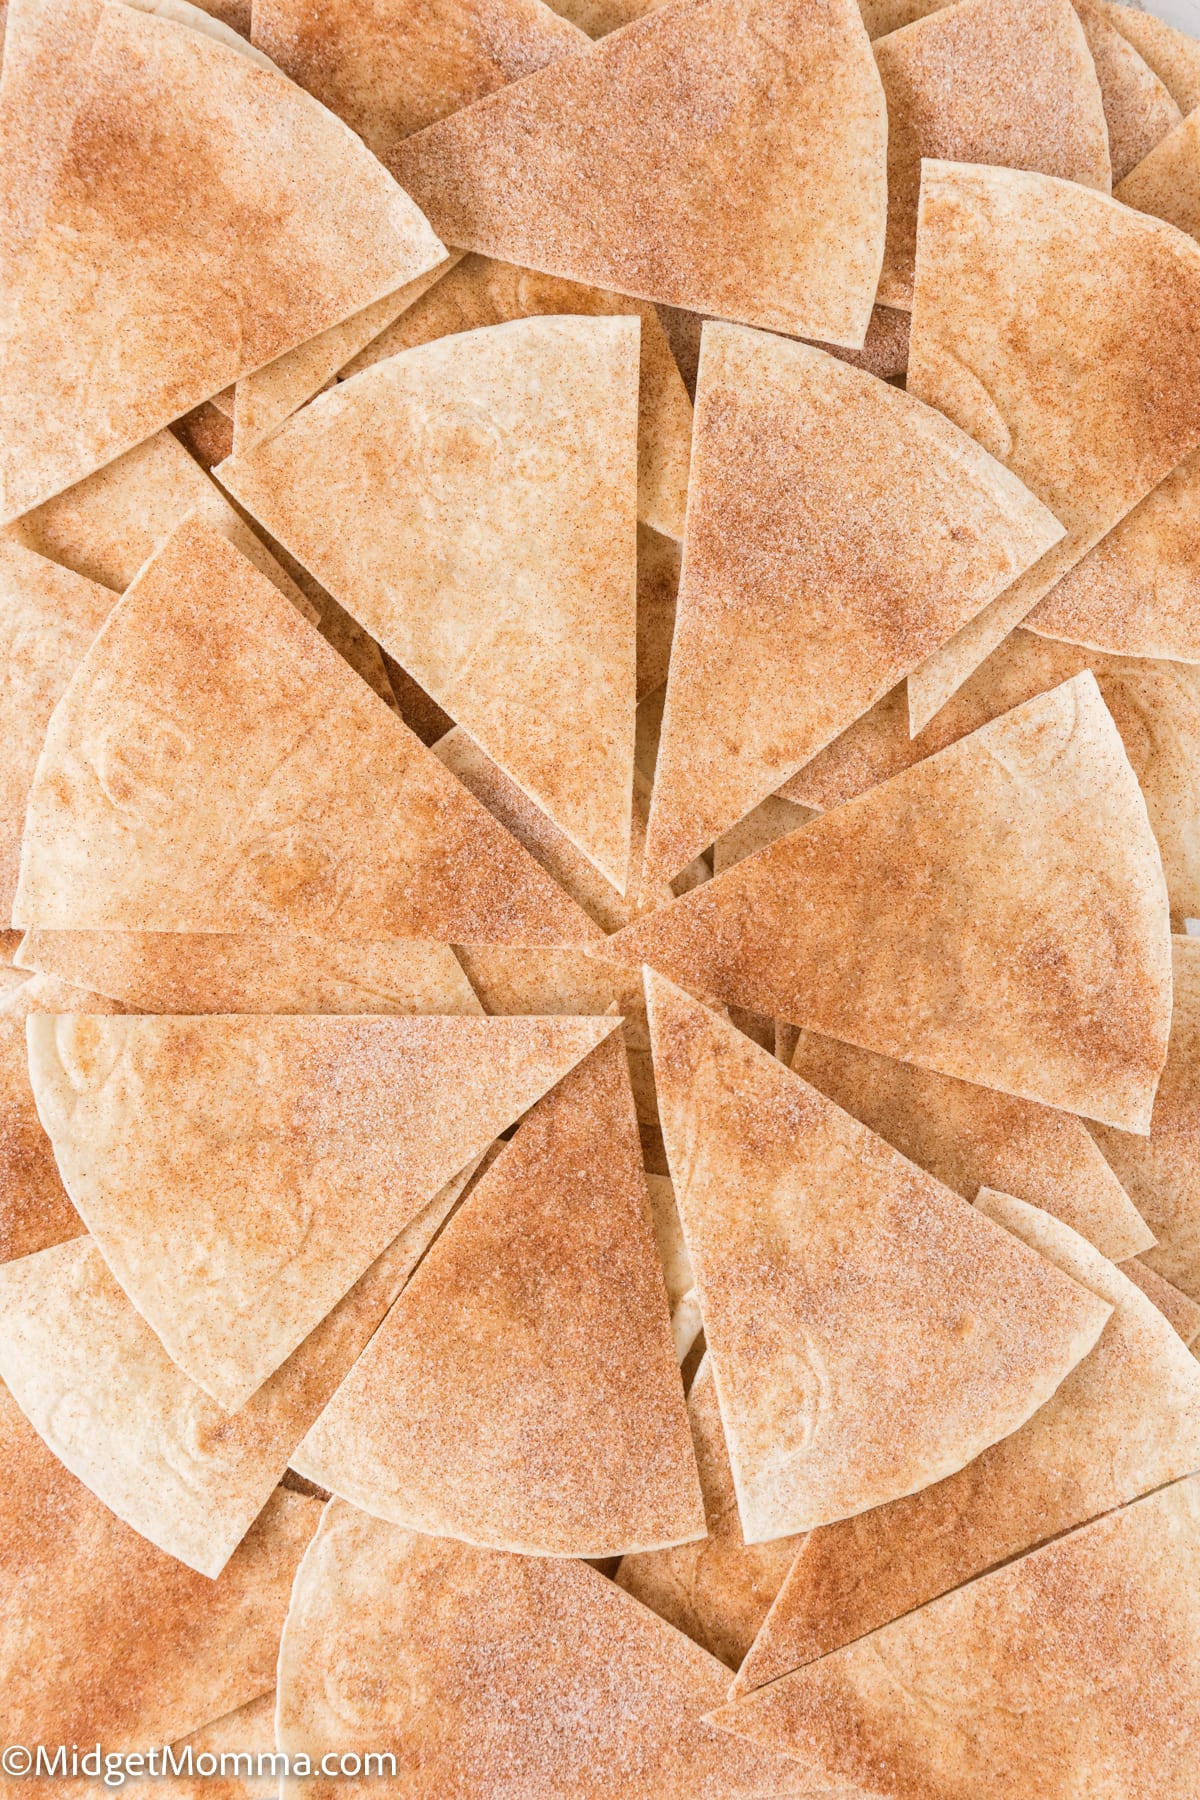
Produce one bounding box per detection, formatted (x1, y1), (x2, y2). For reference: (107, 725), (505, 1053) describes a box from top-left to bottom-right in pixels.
(873, 0), (1110, 310)
(1073, 0), (1180, 181)
(614, 676), (1172, 1131)
(905, 161), (1200, 730)
(390, 0), (887, 348)
(709, 1475), (1200, 1796)
(13, 519), (600, 946)
(645, 972), (1112, 1541)
(1, 1375), (321, 1747)
(711, 798), (816, 879)
(0, 4), (446, 523)
(1114, 101), (1200, 241)
(243, 531), (399, 705)
(859, 0), (940, 32)
(1121, 1256), (1200, 1346)
(275, 1499), (829, 1797)
(734, 1190), (1200, 1694)
(1093, 0), (1200, 113)
(790, 1027), (1152, 1261)
(643, 322), (1061, 883)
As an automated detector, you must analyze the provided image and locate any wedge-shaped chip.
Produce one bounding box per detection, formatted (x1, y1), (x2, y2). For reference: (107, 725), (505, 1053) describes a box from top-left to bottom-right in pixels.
(28, 1011), (617, 1409)
(790, 1028), (1152, 1260)
(905, 162), (1200, 728)
(276, 1499), (831, 1797)
(220, 316), (637, 890)
(645, 974), (1112, 1541)
(1, 1377), (320, 1747)
(733, 1192), (1200, 1695)
(642, 322), (1062, 882)
(710, 1475), (1200, 1798)
(390, 0), (887, 346)
(1073, 0), (1180, 181)
(1121, 1256), (1200, 1345)
(13, 520), (598, 945)
(711, 797), (816, 878)
(1094, 0), (1200, 113)
(294, 1035), (703, 1555)
(614, 677), (1172, 1131)
(1114, 103), (1200, 240)
(0, 4), (446, 522)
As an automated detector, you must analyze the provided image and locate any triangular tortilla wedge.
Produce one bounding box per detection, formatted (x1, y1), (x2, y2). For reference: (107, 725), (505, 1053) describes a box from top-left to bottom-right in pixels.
(1, 1376), (321, 1748)
(733, 1190), (1200, 1695)
(1093, 0), (1200, 113)
(789, 1027), (1152, 1261)
(1073, 0), (1180, 181)
(293, 1034), (704, 1556)
(13, 518), (600, 946)
(341, 252), (693, 541)
(0, 4), (446, 522)
(641, 321), (1062, 883)
(1121, 1255), (1200, 1345)
(28, 1009), (617, 1410)
(612, 676), (1173, 1131)
(709, 1475), (1200, 1797)
(711, 797), (816, 878)
(1090, 935), (1200, 1304)
(616, 1355), (805, 1668)
(276, 1499), (830, 1797)
(645, 972), (1112, 1541)
(389, 0), (887, 347)
(219, 315), (638, 891)
(0, 1177), (466, 1576)
(905, 161), (1200, 730)
(1112, 102), (1200, 240)
(873, 0), (1110, 309)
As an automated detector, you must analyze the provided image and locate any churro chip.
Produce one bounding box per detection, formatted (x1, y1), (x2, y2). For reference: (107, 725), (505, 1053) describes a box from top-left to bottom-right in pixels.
(1113, 102), (1200, 241)
(1073, 0), (1180, 181)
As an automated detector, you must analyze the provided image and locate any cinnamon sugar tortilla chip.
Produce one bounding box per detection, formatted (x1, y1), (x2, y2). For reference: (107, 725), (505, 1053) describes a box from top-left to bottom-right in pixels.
(709, 1476), (1200, 1797)
(873, 0), (1110, 309)
(645, 973), (1112, 1541)
(1093, 0), (1200, 113)
(28, 1010), (618, 1409)
(219, 316), (638, 891)
(734, 1191), (1200, 1694)
(0, 4), (446, 522)
(613, 677), (1173, 1132)
(711, 797), (816, 878)
(642, 322), (1062, 883)
(1113, 103), (1200, 240)
(905, 162), (1200, 730)
(390, 0), (888, 347)
(1073, 0), (1180, 181)
(1120, 1256), (1200, 1346)
(13, 519), (599, 946)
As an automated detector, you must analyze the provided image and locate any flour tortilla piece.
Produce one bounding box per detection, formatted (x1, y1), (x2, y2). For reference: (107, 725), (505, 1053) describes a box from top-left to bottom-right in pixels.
(28, 1010), (616, 1409)
(789, 1028), (1152, 1261)
(13, 519), (599, 945)
(1, 1374), (321, 1748)
(390, 0), (887, 348)
(1114, 103), (1200, 239)
(905, 162), (1200, 730)
(711, 798), (817, 877)
(1094, 0), (1200, 113)
(294, 1034), (703, 1555)
(873, 0), (1110, 310)
(642, 322), (1062, 883)
(734, 1191), (1200, 1694)
(0, 6), (446, 524)
(1074, 0), (1180, 180)
(645, 973), (1112, 1542)
(276, 1500), (829, 1798)
(616, 1356), (804, 1668)
(1121, 1257), (1200, 1346)
(219, 316), (638, 892)
(612, 676), (1173, 1131)
(341, 254), (693, 541)
(710, 1475), (1200, 1798)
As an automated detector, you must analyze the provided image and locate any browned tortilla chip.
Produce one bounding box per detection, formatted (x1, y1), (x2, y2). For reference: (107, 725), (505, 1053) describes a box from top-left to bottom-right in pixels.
(1120, 1256), (1200, 1346)
(613, 677), (1173, 1131)
(642, 321), (1061, 883)
(1073, 0), (1180, 180)
(390, 0), (887, 347)
(905, 161), (1200, 729)
(645, 973), (1112, 1542)
(734, 1191), (1200, 1694)
(709, 1476), (1200, 1798)
(13, 519), (600, 946)
(1093, 0), (1200, 112)
(0, 4), (446, 522)
(28, 1009), (618, 1409)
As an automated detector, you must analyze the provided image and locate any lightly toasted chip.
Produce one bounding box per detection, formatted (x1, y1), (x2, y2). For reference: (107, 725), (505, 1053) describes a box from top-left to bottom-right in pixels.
(1073, 0), (1180, 181)
(276, 1498), (835, 1798)
(904, 161), (1200, 730)
(1120, 1256), (1200, 1345)
(1112, 100), (1200, 241)
(0, 4), (446, 523)
(709, 1475), (1200, 1799)
(734, 1191), (1200, 1693)
(611, 675), (1172, 1132)
(13, 518), (600, 946)
(641, 321), (1062, 884)
(390, 0), (887, 347)
(28, 1010), (618, 1410)
(219, 315), (638, 891)
(645, 973), (1112, 1542)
